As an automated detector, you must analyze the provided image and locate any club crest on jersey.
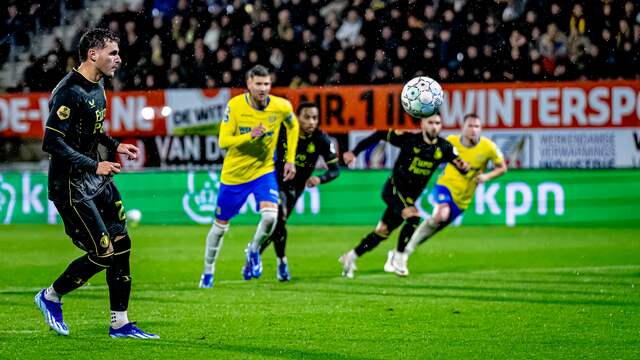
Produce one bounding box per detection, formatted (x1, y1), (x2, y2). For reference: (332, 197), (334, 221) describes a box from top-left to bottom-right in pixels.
(413, 146), (420, 154)
(87, 99), (96, 108)
(307, 142), (316, 153)
(100, 234), (109, 248)
(56, 106), (70, 120)
(268, 115), (277, 123)
(434, 148), (443, 159)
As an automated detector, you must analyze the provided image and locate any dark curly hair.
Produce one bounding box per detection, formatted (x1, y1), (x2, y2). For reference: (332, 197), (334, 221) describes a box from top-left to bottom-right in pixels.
(78, 28), (120, 62)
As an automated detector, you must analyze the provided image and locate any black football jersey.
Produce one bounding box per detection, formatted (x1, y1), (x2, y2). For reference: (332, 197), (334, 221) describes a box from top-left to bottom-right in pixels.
(276, 125), (339, 192)
(353, 129), (459, 200)
(42, 70), (119, 202)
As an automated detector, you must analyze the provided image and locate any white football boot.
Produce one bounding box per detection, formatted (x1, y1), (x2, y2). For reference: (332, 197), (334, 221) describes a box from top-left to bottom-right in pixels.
(393, 251), (409, 277)
(339, 251), (357, 279)
(383, 250), (397, 273)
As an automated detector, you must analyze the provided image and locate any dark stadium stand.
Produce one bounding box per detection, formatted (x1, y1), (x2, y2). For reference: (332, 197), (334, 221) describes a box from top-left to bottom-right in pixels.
(1, 0), (639, 92)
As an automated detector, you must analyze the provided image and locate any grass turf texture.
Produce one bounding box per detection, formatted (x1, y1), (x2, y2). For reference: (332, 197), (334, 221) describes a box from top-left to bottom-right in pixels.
(1, 224), (639, 359)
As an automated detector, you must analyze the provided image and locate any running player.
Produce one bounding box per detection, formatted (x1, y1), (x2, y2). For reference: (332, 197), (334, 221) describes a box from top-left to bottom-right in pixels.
(339, 114), (469, 278)
(392, 113), (507, 276)
(199, 65), (299, 288)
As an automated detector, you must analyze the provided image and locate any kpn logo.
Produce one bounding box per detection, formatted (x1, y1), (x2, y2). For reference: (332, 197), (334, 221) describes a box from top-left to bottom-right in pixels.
(182, 171), (220, 224)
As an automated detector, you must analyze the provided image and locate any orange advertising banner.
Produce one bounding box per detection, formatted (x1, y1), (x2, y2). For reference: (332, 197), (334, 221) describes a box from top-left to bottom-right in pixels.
(1, 80), (638, 138)
(274, 80), (640, 132)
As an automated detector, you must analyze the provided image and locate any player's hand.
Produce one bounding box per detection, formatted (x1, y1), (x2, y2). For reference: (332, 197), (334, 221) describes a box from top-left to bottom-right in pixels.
(476, 173), (490, 183)
(306, 176), (321, 188)
(343, 151), (356, 165)
(283, 162), (296, 181)
(251, 124), (266, 138)
(117, 143), (139, 160)
(96, 161), (121, 175)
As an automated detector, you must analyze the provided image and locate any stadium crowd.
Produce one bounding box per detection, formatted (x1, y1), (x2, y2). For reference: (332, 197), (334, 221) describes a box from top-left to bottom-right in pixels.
(2, 0), (640, 92)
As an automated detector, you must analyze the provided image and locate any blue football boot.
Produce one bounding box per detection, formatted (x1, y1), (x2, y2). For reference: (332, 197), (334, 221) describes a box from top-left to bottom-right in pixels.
(248, 250), (263, 278)
(34, 289), (69, 336)
(199, 273), (214, 288)
(109, 322), (159, 339)
(277, 261), (290, 282)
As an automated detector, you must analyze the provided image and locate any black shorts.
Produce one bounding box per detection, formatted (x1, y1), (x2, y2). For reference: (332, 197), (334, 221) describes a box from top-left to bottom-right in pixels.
(54, 182), (127, 257)
(380, 178), (416, 231)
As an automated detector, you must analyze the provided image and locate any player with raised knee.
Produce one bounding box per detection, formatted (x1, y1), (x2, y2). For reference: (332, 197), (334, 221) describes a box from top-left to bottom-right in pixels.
(35, 28), (158, 339)
(259, 101), (340, 281)
(199, 65), (299, 288)
(393, 113), (507, 276)
(339, 114), (469, 279)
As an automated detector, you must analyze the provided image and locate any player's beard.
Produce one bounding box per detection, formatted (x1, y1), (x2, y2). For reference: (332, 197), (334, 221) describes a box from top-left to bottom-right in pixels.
(423, 129), (438, 141)
(464, 135), (479, 146)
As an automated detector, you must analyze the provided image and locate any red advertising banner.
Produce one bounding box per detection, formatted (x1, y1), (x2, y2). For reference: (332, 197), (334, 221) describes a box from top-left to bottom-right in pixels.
(1, 80), (638, 138)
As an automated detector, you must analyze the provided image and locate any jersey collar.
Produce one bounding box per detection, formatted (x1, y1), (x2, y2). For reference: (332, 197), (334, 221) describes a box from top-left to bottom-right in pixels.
(73, 67), (101, 84)
(422, 133), (438, 145)
(459, 135), (480, 148)
(245, 93), (271, 111)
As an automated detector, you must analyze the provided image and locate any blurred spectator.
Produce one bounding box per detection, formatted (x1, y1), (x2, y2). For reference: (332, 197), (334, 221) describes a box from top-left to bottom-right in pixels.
(336, 8), (362, 47)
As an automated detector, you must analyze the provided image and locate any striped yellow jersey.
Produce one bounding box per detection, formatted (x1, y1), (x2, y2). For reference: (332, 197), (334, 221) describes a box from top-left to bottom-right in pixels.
(219, 93), (299, 185)
(436, 135), (504, 209)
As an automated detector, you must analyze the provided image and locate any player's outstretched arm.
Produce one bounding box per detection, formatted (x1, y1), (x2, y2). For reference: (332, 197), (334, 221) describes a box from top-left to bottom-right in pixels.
(343, 130), (390, 166)
(352, 130), (388, 155)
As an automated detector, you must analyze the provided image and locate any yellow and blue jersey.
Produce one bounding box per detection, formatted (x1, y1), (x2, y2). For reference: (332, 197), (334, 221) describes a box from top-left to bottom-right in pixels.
(436, 135), (504, 210)
(219, 93), (299, 185)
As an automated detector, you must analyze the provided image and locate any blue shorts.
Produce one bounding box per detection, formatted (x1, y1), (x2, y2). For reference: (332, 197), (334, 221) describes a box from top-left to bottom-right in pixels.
(431, 185), (463, 223)
(215, 172), (279, 221)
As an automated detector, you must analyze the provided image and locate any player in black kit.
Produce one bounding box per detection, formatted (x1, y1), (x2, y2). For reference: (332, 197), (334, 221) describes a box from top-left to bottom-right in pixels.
(34, 28), (158, 339)
(339, 114), (469, 279)
(260, 102), (340, 281)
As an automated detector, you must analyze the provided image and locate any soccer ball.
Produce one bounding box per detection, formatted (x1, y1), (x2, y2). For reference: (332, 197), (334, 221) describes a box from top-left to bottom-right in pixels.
(126, 209), (142, 227)
(400, 76), (444, 118)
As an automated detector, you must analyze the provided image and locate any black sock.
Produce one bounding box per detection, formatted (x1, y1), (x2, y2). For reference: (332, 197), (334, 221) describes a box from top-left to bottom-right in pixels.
(397, 217), (420, 252)
(354, 232), (387, 256)
(52, 254), (107, 295)
(107, 236), (131, 312)
(273, 223), (287, 259)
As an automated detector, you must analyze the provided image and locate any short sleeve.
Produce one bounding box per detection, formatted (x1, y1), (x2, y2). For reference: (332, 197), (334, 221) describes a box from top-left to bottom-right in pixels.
(488, 139), (505, 165)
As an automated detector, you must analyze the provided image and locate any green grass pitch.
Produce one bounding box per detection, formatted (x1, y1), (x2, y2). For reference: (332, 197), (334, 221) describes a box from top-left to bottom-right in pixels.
(1, 224), (639, 359)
